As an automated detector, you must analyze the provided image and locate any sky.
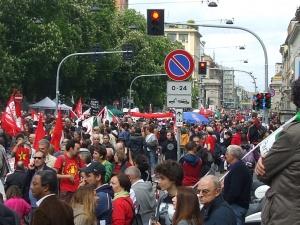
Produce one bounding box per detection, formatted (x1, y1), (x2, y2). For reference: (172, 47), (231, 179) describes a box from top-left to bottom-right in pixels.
(128, 0), (300, 92)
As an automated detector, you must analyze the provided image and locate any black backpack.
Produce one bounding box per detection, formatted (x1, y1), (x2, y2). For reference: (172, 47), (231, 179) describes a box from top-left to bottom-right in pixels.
(125, 199), (143, 225)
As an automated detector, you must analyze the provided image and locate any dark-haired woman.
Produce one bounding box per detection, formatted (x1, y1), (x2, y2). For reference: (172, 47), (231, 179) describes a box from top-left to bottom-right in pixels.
(110, 173), (134, 225)
(179, 142), (202, 186)
(172, 186), (203, 225)
(133, 154), (152, 182)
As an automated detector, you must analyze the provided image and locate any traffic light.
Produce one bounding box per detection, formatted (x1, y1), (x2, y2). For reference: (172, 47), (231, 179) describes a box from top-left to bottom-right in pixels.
(122, 44), (134, 61)
(255, 93), (264, 110)
(198, 61), (207, 75)
(264, 93), (271, 109)
(147, 9), (164, 35)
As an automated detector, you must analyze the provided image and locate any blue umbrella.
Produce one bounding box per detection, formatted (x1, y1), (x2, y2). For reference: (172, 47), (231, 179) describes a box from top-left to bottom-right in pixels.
(183, 112), (209, 124)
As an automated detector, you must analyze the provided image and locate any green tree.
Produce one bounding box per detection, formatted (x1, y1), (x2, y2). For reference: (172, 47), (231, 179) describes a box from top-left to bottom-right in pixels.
(0, 1), (182, 110)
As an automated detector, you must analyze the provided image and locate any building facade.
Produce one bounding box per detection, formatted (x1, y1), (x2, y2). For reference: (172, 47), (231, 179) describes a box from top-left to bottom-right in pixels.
(279, 7), (300, 121)
(270, 64), (283, 113)
(115, 0), (128, 10)
(222, 67), (235, 109)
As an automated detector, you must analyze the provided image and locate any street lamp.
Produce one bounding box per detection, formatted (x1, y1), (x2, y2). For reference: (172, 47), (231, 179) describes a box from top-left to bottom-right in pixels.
(129, 74), (167, 109)
(55, 50), (132, 113)
(210, 67), (258, 92)
(225, 19), (234, 25)
(208, 1), (218, 7)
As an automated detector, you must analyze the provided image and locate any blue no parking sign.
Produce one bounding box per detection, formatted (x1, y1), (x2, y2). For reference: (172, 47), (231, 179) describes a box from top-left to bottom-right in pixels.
(164, 49), (195, 81)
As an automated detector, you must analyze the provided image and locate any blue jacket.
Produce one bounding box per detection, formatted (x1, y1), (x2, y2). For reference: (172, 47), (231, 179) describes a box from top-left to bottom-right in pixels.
(96, 184), (114, 225)
(201, 195), (236, 225)
(223, 160), (252, 209)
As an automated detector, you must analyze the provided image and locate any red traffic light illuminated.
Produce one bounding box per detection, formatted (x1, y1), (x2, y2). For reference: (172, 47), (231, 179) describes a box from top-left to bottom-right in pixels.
(264, 93), (271, 99)
(256, 93), (263, 99)
(198, 61), (207, 75)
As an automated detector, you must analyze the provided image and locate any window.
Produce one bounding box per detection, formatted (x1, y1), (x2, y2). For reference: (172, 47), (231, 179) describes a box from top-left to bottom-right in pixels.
(178, 34), (188, 43)
(167, 33), (177, 42)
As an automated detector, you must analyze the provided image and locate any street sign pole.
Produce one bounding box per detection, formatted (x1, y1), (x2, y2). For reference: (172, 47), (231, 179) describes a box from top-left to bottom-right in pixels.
(177, 127), (181, 161)
(165, 49), (195, 162)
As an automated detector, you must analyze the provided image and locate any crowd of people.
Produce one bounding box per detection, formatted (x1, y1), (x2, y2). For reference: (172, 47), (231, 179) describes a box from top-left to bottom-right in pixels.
(0, 78), (299, 225)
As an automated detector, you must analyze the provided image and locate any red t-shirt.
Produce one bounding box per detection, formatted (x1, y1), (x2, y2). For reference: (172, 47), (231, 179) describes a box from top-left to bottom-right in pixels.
(113, 161), (132, 175)
(14, 145), (31, 168)
(54, 154), (85, 192)
(231, 133), (242, 146)
(205, 135), (216, 154)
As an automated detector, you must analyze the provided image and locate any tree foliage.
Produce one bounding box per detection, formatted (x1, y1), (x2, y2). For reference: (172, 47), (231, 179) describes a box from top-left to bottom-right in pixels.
(0, 0), (182, 110)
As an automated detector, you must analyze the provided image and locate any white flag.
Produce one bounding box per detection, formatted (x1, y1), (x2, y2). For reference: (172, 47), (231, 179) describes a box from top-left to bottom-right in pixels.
(258, 115), (296, 156)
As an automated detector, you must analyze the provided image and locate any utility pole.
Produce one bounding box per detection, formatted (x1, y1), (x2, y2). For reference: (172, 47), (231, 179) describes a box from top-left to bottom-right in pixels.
(129, 74), (167, 109)
(55, 50), (132, 113)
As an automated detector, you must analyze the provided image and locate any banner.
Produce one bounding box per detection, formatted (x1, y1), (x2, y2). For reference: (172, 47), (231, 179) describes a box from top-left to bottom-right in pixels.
(129, 112), (173, 119)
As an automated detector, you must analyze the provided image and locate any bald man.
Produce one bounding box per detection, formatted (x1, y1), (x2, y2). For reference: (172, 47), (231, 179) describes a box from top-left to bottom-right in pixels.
(198, 175), (236, 225)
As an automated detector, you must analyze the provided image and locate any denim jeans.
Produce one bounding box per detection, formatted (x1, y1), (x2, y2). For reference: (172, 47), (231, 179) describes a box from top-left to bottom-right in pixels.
(147, 150), (157, 174)
(229, 204), (248, 225)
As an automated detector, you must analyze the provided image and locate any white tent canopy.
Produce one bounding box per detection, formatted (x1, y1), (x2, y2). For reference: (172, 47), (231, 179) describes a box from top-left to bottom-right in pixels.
(29, 97), (71, 110)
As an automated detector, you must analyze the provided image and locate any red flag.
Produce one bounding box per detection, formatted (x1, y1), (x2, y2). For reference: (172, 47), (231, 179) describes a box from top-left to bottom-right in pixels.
(199, 106), (214, 118)
(30, 109), (39, 122)
(70, 98), (83, 120)
(74, 98), (83, 117)
(1, 94), (22, 136)
(33, 113), (46, 150)
(50, 111), (63, 151)
(1, 112), (21, 136)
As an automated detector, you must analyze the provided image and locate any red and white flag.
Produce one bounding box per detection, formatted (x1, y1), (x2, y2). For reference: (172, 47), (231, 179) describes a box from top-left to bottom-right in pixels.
(33, 113), (46, 150)
(1, 93), (23, 136)
(50, 111), (63, 152)
(70, 98), (83, 119)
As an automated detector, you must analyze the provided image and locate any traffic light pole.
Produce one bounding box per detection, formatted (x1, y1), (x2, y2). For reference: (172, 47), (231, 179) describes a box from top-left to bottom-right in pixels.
(166, 22), (268, 91)
(55, 50), (132, 113)
(129, 73), (167, 109)
(167, 22), (269, 123)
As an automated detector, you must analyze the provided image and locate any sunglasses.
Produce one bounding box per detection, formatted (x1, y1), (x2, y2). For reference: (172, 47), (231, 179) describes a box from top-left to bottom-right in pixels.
(33, 157), (43, 160)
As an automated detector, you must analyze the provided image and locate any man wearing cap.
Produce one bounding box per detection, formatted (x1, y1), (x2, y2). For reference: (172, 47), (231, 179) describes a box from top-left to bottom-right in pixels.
(82, 161), (113, 225)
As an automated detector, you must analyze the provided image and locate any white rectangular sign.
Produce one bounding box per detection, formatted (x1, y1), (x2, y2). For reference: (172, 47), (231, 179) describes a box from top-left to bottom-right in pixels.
(167, 81), (192, 95)
(167, 94), (192, 108)
(175, 108), (183, 127)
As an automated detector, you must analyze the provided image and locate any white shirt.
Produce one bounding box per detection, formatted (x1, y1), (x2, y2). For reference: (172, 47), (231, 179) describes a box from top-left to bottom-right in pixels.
(36, 194), (55, 207)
